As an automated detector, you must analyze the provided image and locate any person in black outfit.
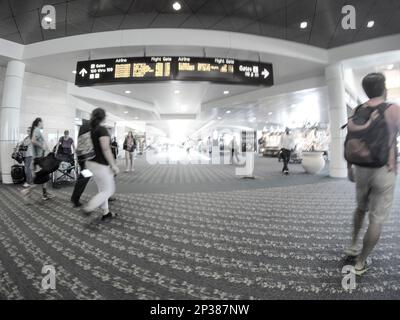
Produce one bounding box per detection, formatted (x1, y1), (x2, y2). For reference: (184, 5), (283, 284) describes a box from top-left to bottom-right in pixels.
(71, 120), (91, 207)
(111, 137), (119, 160)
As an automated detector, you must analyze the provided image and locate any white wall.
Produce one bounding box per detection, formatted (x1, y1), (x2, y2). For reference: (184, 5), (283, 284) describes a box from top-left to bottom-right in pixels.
(19, 72), (76, 148)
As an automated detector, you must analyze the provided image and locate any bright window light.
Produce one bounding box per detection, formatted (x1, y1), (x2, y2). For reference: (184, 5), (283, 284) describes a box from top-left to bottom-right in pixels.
(172, 2), (182, 11)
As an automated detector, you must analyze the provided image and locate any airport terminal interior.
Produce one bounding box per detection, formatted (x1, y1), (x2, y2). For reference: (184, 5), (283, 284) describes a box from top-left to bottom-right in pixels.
(0, 0), (400, 300)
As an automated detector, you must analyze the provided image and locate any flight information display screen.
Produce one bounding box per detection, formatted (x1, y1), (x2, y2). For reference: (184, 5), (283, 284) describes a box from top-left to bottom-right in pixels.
(75, 56), (273, 87)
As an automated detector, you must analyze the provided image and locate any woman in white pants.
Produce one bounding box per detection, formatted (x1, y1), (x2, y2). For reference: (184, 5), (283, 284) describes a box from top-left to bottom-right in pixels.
(83, 108), (119, 221)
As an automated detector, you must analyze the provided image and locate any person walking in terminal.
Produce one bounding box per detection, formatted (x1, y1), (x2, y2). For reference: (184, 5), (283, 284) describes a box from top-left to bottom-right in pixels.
(280, 127), (295, 175)
(345, 73), (400, 275)
(71, 119), (91, 207)
(21, 127), (33, 187)
(21, 118), (54, 200)
(229, 136), (241, 165)
(82, 108), (119, 221)
(111, 137), (119, 160)
(123, 131), (136, 172)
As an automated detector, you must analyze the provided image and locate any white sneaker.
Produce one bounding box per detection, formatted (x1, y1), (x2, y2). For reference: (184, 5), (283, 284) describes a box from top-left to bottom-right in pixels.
(22, 182), (31, 188)
(353, 259), (371, 276)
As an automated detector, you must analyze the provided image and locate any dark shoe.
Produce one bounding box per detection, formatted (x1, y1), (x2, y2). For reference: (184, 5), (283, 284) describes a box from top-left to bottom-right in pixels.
(101, 212), (118, 222)
(42, 192), (55, 201)
(72, 201), (83, 208)
(108, 197), (117, 202)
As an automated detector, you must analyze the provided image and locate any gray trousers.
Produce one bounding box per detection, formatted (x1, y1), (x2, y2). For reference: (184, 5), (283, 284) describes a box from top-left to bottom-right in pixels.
(23, 156), (33, 184)
(354, 166), (396, 224)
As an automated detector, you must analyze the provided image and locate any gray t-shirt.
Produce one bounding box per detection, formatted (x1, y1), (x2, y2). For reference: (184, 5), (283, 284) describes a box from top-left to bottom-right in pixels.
(32, 127), (45, 158)
(22, 135), (33, 158)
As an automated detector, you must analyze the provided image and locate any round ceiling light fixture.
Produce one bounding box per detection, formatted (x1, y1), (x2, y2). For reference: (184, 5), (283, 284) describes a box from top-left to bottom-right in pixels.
(367, 20), (375, 28)
(300, 21), (308, 29)
(226, 110), (231, 114)
(223, 90), (230, 95)
(124, 90), (132, 94)
(172, 2), (182, 11)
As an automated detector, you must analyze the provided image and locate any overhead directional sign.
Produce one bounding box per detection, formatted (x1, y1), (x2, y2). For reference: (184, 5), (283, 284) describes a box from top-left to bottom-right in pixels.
(75, 56), (273, 87)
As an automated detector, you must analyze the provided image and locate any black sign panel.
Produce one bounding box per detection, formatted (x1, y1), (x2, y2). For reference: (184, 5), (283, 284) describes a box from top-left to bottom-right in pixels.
(75, 56), (273, 87)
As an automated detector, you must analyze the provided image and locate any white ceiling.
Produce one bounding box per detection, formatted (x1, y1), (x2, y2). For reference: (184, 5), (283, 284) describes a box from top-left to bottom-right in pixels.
(100, 82), (260, 115)
(203, 87), (329, 128)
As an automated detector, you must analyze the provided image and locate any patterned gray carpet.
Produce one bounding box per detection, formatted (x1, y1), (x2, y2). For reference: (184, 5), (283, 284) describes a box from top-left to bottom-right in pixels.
(0, 158), (399, 300)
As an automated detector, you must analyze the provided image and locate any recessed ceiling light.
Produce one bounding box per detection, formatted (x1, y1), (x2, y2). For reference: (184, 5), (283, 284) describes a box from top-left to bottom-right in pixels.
(226, 110), (231, 114)
(300, 21), (308, 29)
(124, 111), (129, 114)
(367, 20), (375, 28)
(268, 112), (273, 115)
(174, 89), (180, 94)
(44, 16), (52, 23)
(172, 1), (182, 11)
(124, 90), (132, 94)
(217, 117), (222, 120)
(72, 70), (77, 74)
(387, 64), (394, 70)
(223, 90), (229, 95)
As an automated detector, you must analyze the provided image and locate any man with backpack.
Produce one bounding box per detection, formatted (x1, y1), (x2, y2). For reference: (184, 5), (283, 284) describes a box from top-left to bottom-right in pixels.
(344, 73), (399, 275)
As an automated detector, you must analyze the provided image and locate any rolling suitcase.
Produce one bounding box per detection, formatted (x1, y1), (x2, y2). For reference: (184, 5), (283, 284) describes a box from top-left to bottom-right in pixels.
(11, 165), (25, 184)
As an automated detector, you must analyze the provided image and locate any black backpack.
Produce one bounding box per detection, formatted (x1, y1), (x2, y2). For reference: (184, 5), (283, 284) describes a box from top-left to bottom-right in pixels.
(343, 103), (393, 167)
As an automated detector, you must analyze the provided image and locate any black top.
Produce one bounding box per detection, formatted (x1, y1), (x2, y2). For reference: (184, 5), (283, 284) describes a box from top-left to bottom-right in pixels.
(77, 120), (91, 169)
(91, 125), (110, 165)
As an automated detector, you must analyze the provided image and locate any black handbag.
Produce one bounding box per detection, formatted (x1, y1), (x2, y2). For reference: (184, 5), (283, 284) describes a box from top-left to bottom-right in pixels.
(37, 152), (61, 173)
(12, 151), (24, 164)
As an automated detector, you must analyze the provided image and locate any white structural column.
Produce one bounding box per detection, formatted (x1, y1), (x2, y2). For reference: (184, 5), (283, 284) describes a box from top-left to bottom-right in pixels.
(0, 60), (25, 184)
(325, 63), (348, 178)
